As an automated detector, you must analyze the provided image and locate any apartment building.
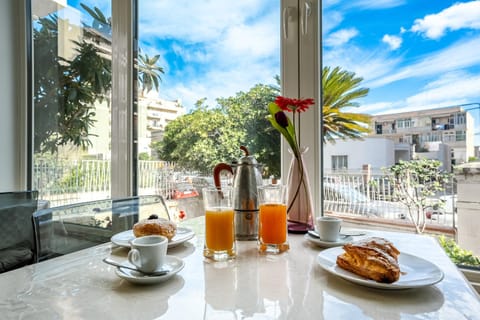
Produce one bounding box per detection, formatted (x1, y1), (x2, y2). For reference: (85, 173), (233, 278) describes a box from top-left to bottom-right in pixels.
(370, 106), (475, 167)
(137, 92), (186, 157)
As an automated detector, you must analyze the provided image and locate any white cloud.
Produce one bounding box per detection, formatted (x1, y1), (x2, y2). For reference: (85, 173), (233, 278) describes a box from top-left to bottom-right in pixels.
(406, 71), (480, 107)
(138, 1), (280, 110)
(161, 59), (278, 109)
(324, 28), (359, 47)
(411, 1), (480, 39)
(358, 101), (398, 114)
(346, 0), (406, 10)
(139, 1), (267, 43)
(323, 44), (402, 87)
(382, 34), (402, 50)
(367, 36), (480, 88)
(360, 71), (480, 116)
(322, 11), (344, 35)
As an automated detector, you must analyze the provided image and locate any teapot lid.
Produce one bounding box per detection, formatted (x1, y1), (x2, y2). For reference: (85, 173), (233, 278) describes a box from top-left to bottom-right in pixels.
(237, 146), (259, 166)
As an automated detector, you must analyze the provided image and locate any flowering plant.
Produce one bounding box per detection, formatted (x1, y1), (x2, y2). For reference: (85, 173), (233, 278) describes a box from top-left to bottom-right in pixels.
(267, 96), (315, 160)
(267, 96), (315, 229)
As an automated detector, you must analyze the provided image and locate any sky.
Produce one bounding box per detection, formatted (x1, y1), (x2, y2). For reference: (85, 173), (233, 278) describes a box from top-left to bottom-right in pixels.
(70, 0), (480, 145)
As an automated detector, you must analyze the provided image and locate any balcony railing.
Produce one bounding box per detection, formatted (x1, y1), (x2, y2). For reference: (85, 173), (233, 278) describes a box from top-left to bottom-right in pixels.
(33, 160), (457, 233)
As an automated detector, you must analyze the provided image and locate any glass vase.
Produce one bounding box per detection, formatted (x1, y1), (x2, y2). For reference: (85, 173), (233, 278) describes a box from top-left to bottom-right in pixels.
(286, 147), (314, 233)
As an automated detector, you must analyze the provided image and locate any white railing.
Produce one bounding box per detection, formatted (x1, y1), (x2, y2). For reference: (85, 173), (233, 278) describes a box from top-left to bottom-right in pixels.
(33, 160), (457, 229)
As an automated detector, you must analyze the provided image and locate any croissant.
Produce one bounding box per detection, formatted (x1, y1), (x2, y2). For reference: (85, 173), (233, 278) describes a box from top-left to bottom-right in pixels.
(336, 237), (400, 283)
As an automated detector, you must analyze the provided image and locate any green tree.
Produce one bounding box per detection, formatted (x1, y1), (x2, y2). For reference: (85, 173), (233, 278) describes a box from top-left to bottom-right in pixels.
(34, 4), (165, 154)
(218, 84), (280, 177)
(155, 83), (281, 176)
(157, 104), (241, 172)
(33, 15), (111, 153)
(384, 159), (452, 234)
(322, 66), (372, 144)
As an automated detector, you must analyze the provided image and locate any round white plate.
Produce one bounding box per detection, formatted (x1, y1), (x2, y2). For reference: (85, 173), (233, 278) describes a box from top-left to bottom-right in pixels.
(304, 233), (354, 248)
(317, 247), (444, 289)
(115, 255), (184, 284)
(111, 227), (195, 249)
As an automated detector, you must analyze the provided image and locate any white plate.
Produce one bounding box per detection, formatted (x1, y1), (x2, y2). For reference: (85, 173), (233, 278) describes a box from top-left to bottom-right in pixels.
(317, 246), (444, 289)
(304, 233), (354, 248)
(111, 227), (195, 249)
(115, 255), (184, 284)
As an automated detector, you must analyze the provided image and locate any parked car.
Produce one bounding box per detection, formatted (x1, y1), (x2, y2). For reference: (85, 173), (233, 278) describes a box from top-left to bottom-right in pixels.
(191, 176), (215, 197)
(323, 183), (407, 219)
(168, 182), (199, 200)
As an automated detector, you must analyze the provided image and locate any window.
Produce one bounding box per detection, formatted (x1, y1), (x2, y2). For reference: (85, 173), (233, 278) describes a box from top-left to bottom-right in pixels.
(29, 0), (282, 210)
(455, 113), (466, 125)
(397, 118), (412, 129)
(331, 156), (348, 171)
(31, 0), (113, 206)
(456, 130), (466, 141)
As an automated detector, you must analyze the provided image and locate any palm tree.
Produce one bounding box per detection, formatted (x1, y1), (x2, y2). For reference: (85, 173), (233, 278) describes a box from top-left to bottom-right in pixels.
(138, 50), (165, 96)
(322, 66), (372, 144)
(80, 4), (111, 36)
(81, 4), (164, 96)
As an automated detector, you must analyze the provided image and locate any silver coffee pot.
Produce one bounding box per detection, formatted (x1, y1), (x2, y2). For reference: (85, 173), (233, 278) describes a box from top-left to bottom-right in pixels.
(214, 146), (263, 240)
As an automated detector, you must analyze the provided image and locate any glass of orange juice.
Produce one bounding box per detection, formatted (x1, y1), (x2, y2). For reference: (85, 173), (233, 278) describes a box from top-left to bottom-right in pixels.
(258, 185), (289, 254)
(203, 187), (236, 261)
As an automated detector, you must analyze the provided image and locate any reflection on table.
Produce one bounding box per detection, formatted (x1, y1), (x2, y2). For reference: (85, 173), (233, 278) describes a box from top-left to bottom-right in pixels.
(1, 216), (479, 320)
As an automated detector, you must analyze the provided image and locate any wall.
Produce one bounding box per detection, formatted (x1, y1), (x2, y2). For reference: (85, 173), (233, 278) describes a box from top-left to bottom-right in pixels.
(0, 1), (23, 191)
(455, 162), (480, 257)
(323, 138), (395, 172)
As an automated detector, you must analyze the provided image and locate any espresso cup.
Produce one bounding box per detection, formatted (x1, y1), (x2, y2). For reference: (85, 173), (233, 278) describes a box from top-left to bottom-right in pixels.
(128, 235), (168, 273)
(315, 216), (342, 242)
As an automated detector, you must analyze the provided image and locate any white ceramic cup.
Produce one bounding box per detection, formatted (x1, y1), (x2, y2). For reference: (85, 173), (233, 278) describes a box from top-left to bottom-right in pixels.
(128, 235), (168, 273)
(315, 216), (342, 242)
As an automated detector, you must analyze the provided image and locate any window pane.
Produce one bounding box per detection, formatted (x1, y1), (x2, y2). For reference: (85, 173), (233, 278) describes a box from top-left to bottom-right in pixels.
(137, 1), (281, 219)
(32, 0), (112, 206)
(322, 1), (478, 256)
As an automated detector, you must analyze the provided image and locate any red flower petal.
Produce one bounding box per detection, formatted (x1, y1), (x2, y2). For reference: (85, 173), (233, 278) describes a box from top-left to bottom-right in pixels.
(274, 96), (315, 113)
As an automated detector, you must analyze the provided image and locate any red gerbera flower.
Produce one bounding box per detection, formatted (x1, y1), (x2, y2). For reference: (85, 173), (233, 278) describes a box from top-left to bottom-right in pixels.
(274, 96), (315, 113)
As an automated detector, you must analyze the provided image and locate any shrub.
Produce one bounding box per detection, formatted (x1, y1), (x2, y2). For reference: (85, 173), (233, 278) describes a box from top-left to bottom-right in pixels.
(438, 235), (480, 267)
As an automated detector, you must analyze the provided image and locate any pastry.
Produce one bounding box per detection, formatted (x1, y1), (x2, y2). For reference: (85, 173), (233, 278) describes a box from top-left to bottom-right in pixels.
(133, 215), (177, 240)
(351, 237), (400, 260)
(336, 237), (400, 283)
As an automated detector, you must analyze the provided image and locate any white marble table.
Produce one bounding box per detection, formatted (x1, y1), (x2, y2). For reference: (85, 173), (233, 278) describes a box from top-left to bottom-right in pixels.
(1, 216), (479, 319)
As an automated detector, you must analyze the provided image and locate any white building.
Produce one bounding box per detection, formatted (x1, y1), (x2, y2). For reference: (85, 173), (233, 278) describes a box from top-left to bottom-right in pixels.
(323, 137), (397, 174)
(137, 91), (186, 157)
(370, 106), (475, 167)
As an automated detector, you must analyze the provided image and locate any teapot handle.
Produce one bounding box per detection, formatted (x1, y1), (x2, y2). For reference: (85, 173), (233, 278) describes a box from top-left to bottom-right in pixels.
(213, 163), (233, 190)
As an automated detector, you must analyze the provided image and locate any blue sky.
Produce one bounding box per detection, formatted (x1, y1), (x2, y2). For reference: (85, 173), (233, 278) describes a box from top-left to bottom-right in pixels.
(71, 0), (480, 145)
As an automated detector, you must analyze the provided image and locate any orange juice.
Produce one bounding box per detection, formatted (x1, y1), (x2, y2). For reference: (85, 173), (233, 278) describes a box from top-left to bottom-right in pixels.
(205, 209), (235, 251)
(259, 203), (287, 244)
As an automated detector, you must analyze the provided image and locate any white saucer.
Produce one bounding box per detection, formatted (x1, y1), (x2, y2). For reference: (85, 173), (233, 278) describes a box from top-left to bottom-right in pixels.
(111, 227), (195, 249)
(115, 255), (185, 284)
(304, 233), (353, 248)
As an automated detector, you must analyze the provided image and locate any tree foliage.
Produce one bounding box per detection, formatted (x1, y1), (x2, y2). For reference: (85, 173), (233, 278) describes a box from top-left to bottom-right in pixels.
(34, 15), (111, 153)
(138, 50), (165, 96)
(322, 66), (372, 144)
(33, 4), (165, 154)
(384, 159), (452, 233)
(154, 84), (281, 176)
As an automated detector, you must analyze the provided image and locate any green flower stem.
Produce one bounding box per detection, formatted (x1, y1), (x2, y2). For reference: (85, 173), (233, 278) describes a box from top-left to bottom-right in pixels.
(287, 152), (309, 216)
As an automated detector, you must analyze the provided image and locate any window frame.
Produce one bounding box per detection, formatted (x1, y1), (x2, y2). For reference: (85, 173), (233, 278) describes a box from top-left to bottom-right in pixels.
(24, 0), (321, 210)
(281, 0), (321, 216)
